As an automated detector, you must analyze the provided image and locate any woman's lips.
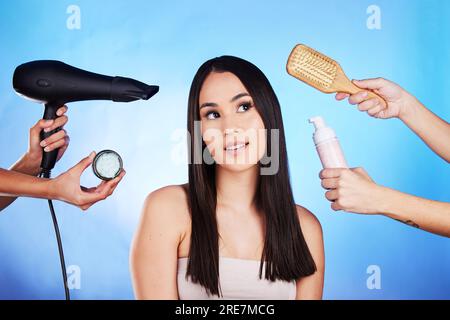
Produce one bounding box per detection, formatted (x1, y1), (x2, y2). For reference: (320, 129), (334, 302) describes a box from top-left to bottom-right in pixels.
(224, 141), (250, 155)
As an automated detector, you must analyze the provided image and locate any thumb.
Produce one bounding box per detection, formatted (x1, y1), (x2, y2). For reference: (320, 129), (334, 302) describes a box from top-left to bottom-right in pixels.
(72, 151), (96, 175)
(352, 78), (386, 90)
(352, 167), (365, 174)
(352, 167), (371, 179)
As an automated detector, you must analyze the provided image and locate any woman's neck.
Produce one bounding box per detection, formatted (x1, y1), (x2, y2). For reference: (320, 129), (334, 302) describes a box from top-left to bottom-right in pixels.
(215, 165), (259, 212)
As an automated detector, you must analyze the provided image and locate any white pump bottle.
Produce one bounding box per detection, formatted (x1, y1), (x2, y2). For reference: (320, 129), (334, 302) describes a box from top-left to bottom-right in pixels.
(309, 116), (348, 168)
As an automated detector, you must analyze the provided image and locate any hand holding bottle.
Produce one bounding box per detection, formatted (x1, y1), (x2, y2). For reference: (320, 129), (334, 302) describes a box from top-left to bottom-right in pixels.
(319, 167), (384, 214)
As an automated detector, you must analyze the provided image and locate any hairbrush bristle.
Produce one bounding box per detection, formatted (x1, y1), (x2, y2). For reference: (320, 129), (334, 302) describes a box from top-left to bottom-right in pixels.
(287, 45), (338, 90)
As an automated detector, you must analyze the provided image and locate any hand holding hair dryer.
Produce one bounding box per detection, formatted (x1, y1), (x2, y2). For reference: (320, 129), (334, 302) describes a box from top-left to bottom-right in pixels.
(309, 116), (348, 168)
(12, 60), (159, 176)
(11, 60), (158, 300)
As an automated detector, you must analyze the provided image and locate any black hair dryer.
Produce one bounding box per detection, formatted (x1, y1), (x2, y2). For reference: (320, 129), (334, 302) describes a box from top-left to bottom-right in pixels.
(12, 60), (159, 177)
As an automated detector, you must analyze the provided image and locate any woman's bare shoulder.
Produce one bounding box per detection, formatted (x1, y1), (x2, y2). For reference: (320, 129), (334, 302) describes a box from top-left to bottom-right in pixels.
(295, 204), (323, 236)
(140, 183), (191, 234)
(145, 183), (189, 206)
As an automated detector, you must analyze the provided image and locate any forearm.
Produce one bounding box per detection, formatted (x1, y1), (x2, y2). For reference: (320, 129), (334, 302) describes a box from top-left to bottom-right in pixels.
(400, 96), (450, 163)
(0, 153), (41, 211)
(377, 186), (450, 238)
(0, 168), (53, 212)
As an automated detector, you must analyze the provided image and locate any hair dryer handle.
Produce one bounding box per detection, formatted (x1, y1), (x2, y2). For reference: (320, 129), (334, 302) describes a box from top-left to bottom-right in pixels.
(40, 102), (63, 172)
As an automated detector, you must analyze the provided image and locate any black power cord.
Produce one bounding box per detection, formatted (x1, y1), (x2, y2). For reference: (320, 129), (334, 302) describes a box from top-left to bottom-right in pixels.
(39, 169), (70, 300)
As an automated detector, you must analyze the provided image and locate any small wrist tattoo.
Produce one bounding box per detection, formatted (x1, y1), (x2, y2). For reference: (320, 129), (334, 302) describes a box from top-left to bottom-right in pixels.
(396, 219), (420, 229)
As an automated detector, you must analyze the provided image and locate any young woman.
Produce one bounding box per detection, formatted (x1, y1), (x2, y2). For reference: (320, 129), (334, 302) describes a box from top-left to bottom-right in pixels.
(320, 78), (450, 238)
(0, 105), (125, 212)
(131, 56), (324, 299)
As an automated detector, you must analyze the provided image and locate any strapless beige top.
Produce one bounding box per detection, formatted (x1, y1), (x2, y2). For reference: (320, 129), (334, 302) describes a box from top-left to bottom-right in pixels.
(177, 257), (297, 300)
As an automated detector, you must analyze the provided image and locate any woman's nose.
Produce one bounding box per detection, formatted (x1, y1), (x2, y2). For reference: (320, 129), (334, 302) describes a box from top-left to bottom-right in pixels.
(224, 127), (241, 135)
(222, 115), (244, 136)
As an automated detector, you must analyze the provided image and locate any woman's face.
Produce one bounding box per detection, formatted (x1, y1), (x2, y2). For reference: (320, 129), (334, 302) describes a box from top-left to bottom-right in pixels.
(198, 71), (266, 171)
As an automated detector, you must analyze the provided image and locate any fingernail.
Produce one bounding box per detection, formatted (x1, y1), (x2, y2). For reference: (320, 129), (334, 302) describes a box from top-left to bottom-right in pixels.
(44, 127), (52, 132)
(44, 146), (50, 152)
(40, 141), (46, 147)
(89, 151), (96, 158)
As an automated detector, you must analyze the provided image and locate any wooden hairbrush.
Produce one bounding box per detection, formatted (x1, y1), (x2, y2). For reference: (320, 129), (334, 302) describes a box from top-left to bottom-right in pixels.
(286, 44), (387, 109)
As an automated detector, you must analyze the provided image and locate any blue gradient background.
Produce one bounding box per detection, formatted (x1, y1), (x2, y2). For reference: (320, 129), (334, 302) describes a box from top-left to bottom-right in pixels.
(0, 0), (449, 299)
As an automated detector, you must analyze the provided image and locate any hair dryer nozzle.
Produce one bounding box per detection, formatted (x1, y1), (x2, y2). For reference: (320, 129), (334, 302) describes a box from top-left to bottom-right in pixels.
(111, 77), (159, 102)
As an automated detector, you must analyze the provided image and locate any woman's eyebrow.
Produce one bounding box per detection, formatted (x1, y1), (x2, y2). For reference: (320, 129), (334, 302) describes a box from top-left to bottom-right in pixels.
(230, 92), (250, 102)
(200, 92), (250, 109)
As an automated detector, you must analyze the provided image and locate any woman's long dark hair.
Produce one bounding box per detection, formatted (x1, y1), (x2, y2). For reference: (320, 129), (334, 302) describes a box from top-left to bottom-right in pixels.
(185, 55), (316, 297)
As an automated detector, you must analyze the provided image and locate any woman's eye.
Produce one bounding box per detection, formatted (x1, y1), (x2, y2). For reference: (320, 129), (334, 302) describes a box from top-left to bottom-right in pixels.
(206, 111), (220, 120)
(237, 102), (253, 113)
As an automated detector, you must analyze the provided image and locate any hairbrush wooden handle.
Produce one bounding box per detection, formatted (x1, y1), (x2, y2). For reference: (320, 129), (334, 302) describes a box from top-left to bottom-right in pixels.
(334, 69), (387, 109)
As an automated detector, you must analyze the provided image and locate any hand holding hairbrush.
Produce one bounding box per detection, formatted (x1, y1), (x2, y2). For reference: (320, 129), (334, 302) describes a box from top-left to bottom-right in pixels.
(286, 44), (387, 109)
